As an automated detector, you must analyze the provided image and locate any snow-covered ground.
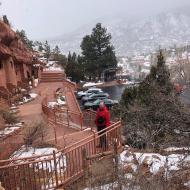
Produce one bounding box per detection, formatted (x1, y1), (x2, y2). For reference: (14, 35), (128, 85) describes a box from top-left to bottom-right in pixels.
(0, 123), (23, 138)
(8, 146), (66, 190)
(44, 66), (63, 71)
(10, 146), (66, 171)
(47, 96), (66, 108)
(84, 181), (140, 190)
(10, 146), (58, 159)
(18, 93), (38, 105)
(84, 182), (118, 190)
(83, 82), (104, 88)
(43, 60), (64, 72)
(29, 93), (38, 99)
(120, 147), (190, 175)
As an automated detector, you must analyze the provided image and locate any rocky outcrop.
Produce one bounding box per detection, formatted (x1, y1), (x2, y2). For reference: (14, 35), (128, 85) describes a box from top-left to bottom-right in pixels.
(0, 19), (34, 64)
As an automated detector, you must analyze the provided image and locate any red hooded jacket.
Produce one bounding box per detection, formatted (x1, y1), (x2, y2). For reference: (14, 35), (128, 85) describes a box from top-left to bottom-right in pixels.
(95, 106), (110, 127)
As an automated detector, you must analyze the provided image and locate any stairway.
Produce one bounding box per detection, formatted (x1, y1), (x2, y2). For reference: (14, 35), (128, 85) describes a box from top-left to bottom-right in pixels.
(40, 71), (65, 83)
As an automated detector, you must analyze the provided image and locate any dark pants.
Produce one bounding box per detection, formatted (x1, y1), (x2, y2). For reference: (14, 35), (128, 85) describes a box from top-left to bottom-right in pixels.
(97, 125), (107, 149)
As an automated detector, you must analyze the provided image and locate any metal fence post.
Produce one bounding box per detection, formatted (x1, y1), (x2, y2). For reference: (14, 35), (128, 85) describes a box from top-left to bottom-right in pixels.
(90, 112), (92, 130)
(93, 132), (96, 155)
(80, 113), (83, 131)
(67, 109), (70, 127)
(54, 126), (57, 144)
(53, 150), (59, 187)
(82, 149), (88, 186)
(113, 141), (122, 190)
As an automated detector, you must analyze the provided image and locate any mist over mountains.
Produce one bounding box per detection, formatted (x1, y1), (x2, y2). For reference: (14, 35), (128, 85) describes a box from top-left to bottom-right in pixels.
(49, 7), (190, 57)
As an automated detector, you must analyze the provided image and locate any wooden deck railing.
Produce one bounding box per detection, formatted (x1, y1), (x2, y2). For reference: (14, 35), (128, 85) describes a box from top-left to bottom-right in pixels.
(0, 121), (121, 190)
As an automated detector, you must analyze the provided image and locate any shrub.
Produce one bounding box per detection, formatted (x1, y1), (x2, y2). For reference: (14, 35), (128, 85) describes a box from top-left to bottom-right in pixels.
(23, 121), (47, 146)
(2, 111), (18, 124)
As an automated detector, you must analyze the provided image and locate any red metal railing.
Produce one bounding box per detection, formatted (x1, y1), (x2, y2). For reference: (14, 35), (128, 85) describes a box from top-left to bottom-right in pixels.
(0, 121), (121, 190)
(42, 97), (84, 130)
(42, 94), (97, 131)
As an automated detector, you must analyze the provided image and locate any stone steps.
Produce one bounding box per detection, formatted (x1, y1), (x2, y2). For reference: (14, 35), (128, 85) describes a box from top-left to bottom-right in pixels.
(40, 71), (65, 83)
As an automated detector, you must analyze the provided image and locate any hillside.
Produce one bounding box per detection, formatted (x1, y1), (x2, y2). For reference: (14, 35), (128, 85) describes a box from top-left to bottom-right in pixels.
(49, 8), (190, 56)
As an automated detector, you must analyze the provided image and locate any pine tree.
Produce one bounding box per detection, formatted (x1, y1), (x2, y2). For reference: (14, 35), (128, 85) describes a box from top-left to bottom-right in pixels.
(34, 41), (44, 52)
(38, 44), (43, 52)
(81, 23), (117, 80)
(65, 52), (84, 83)
(56, 54), (67, 69)
(44, 41), (51, 61)
(65, 52), (73, 79)
(16, 30), (34, 50)
(118, 51), (190, 149)
(3, 15), (10, 26)
(53, 45), (60, 60)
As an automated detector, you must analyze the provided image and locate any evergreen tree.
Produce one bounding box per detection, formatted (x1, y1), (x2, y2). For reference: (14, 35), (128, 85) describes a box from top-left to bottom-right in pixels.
(65, 52), (84, 83)
(38, 44), (43, 52)
(44, 41), (51, 61)
(117, 51), (190, 149)
(56, 54), (67, 69)
(53, 45), (60, 61)
(81, 23), (117, 80)
(16, 30), (34, 50)
(3, 15), (10, 26)
(34, 41), (44, 52)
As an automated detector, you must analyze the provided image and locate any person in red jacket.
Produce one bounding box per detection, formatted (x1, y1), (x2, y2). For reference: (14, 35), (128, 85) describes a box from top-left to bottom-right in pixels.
(95, 101), (110, 149)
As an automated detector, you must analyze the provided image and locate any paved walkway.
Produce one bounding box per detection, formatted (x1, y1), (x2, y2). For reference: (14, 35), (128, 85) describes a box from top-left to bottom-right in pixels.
(18, 82), (63, 124)
(18, 80), (94, 149)
(0, 78), (94, 159)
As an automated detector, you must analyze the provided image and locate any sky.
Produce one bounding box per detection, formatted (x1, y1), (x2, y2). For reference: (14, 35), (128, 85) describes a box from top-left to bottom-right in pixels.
(0, 0), (190, 40)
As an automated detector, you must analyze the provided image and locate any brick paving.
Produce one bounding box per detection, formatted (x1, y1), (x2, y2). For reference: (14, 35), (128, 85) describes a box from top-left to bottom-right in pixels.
(0, 74), (96, 159)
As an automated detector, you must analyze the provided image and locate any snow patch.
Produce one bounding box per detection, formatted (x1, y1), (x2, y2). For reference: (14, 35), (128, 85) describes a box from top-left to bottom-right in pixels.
(164, 147), (190, 152)
(184, 181), (190, 188)
(29, 93), (38, 99)
(120, 149), (190, 175)
(83, 82), (103, 88)
(10, 146), (66, 172)
(48, 101), (58, 108)
(0, 126), (21, 138)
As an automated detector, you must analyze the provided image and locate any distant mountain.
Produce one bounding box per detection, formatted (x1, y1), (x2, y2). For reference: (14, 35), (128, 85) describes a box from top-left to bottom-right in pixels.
(49, 8), (190, 56)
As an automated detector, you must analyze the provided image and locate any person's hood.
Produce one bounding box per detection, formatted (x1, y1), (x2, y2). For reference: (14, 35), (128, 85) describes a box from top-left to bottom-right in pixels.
(98, 106), (108, 112)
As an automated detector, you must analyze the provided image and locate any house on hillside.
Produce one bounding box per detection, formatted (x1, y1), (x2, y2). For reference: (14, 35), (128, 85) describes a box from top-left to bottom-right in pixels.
(0, 20), (43, 103)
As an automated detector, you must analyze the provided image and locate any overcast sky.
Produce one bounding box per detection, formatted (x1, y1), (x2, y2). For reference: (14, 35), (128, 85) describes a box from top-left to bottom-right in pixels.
(0, 0), (190, 40)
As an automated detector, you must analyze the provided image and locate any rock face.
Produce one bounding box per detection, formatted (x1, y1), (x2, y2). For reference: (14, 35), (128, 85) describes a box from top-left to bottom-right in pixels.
(0, 19), (42, 101)
(49, 9), (190, 56)
(0, 20), (33, 62)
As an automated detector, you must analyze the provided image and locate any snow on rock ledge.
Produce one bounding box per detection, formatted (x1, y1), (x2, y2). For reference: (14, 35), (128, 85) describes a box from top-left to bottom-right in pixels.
(120, 148), (190, 175)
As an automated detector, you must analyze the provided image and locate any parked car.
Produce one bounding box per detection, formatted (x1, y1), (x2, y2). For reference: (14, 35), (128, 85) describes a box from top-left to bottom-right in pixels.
(81, 92), (110, 105)
(84, 98), (118, 110)
(77, 88), (103, 99)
